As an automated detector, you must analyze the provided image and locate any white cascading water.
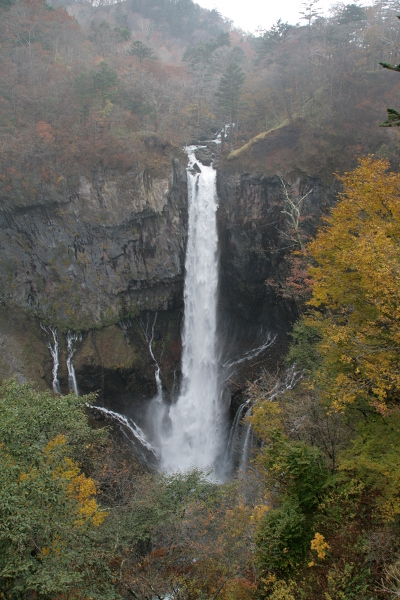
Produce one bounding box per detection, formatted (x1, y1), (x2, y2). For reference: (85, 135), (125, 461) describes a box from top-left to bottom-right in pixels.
(160, 148), (222, 472)
(239, 413), (253, 473)
(66, 331), (81, 396)
(41, 324), (61, 394)
(222, 334), (276, 370)
(141, 313), (163, 403)
(88, 404), (158, 457)
(226, 399), (250, 457)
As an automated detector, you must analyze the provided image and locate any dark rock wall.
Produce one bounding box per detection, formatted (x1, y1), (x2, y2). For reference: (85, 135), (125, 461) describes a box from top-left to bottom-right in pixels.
(0, 158), (187, 401)
(217, 168), (337, 334)
(0, 159), (188, 329)
(0, 152), (339, 405)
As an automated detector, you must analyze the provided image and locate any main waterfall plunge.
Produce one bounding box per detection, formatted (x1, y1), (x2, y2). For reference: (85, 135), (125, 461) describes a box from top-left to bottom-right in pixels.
(42, 145), (276, 475)
(158, 147), (225, 473)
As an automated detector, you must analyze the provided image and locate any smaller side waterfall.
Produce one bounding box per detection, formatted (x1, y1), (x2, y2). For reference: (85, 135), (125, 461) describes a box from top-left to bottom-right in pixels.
(41, 325), (61, 394)
(141, 313), (163, 403)
(230, 365), (303, 471)
(66, 332), (82, 396)
(239, 409), (253, 472)
(226, 400), (250, 457)
(90, 404), (158, 457)
(222, 334), (276, 370)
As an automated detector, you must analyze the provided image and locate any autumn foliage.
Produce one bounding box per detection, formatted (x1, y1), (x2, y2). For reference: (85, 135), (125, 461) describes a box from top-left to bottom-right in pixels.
(242, 156), (400, 598)
(306, 158), (400, 413)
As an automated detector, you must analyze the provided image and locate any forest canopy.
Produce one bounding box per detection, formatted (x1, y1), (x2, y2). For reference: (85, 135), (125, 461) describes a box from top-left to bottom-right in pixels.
(1, 0), (400, 209)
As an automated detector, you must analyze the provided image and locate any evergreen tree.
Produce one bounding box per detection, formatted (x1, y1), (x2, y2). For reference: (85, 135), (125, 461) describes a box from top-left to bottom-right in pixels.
(216, 61), (245, 150)
(128, 41), (156, 64)
(73, 72), (94, 118)
(254, 19), (292, 61)
(92, 61), (118, 107)
(0, 380), (113, 599)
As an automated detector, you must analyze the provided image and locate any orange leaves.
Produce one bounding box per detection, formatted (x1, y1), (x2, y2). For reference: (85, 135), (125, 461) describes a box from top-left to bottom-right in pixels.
(251, 503), (270, 524)
(36, 121), (55, 144)
(67, 472), (107, 526)
(45, 433), (67, 453)
(45, 434), (106, 528)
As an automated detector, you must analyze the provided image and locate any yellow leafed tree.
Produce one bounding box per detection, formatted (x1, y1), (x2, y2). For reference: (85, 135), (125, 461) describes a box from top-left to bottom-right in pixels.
(305, 157), (400, 412)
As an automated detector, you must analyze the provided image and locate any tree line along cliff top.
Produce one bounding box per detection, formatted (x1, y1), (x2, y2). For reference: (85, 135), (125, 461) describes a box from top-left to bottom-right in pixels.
(1, 0), (400, 207)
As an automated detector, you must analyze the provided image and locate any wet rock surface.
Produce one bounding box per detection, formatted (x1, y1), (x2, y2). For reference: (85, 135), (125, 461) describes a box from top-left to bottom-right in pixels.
(0, 145), (338, 422)
(194, 143), (219, 169)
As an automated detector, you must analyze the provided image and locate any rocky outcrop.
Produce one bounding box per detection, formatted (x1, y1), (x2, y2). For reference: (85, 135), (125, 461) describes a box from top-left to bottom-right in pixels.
(0, 306), (49, 390)
(72, 310), (182, 402)
(0, 304), (182, 403)
(217, 168), (337, 334)
(0, 159), (188, 329)
(0, 143), (339, 408)
(0, 157), (187, 402)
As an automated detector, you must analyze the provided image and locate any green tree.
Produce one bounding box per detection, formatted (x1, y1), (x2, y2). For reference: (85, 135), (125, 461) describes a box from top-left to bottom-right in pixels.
(73, 71), (94, 118)
(300, 0), (321, 30)
(183, 34), (230, 127)
(0, 379), (115, 600)
(254, 19), (292, 61)
(216, 61), (246, 150)
(92, 61), (118, 108)
(128, 40), (156, 64)
(0, 0), (14, 9)
(114, 26), (131, 41)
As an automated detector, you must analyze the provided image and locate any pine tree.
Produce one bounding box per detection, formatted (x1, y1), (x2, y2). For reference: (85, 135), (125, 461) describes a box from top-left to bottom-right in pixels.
(216, 61), (245, 150)
(92, 61), (118, 107)
(129, 41), (156, 64)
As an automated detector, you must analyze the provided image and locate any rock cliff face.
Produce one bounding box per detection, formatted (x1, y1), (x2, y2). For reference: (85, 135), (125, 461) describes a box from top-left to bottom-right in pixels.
(0, 147), (339, 404)
(216, 168), (337, 335)
(0, 159), (187, 398)
(0, 160), (188, 329)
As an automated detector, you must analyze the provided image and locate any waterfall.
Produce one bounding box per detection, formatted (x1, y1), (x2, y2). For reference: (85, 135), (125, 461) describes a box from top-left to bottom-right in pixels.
(226, 400), (250, 458)
(239, 409), (253, 472)
(222, 334), (276, 370)
(41, 325), (61, 394)
(160, 147), (222, 472)
(141, 313), (163, 403)
(90, 404), (158, 457)
(66, 331), (81, 396)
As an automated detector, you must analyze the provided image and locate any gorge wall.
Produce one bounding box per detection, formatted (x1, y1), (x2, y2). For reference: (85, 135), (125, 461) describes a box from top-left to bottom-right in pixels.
(0, 159), (188, 328)
(0, 139), (338, 401)
(216, 166), (337, 336)
(0, 158), (188, 397)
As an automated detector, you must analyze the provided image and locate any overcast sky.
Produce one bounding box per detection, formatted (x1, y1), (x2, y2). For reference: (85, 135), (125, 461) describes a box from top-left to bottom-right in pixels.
(196, 0), (364, 32)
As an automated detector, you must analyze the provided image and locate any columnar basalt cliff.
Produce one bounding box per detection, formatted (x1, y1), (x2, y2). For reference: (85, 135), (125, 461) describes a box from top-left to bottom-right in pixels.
(0, 159), (188, 329)
(0, 159), (187, 396)
(216, 167), (337, 334)
(0, 139), (339, 402)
